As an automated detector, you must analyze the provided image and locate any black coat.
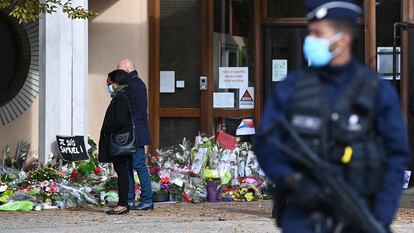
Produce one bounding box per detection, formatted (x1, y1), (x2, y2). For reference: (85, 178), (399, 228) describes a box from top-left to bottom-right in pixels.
(99, 90), (132, 163)
(126, 71), (152, 146)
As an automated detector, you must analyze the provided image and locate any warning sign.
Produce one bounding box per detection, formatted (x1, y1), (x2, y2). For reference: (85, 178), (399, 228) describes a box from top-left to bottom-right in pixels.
(239, 87), (254, 109)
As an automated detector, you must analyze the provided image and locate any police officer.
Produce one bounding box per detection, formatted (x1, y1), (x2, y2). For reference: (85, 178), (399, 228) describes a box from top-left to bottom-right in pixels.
(254, 0), (411, 232)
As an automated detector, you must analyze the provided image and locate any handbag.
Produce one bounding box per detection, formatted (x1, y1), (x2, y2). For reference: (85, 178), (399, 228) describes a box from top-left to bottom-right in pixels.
(109, 93), (138, 157)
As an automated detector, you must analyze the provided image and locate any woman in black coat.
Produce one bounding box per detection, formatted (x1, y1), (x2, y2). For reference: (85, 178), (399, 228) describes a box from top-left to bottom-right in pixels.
(99, 69), (133, 215)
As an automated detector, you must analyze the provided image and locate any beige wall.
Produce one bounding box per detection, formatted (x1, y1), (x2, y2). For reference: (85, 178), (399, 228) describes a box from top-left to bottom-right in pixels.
(0, 98), (39, 160)
(0, 0), (149, 160)
(88, 0), (149, 143)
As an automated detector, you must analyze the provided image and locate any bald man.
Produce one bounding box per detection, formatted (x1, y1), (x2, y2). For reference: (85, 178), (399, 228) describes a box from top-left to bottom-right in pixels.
(117, 59), (153, 210)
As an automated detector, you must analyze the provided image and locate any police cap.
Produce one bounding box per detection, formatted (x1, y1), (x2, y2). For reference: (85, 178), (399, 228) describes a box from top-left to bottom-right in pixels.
(305, 0), (362, 23)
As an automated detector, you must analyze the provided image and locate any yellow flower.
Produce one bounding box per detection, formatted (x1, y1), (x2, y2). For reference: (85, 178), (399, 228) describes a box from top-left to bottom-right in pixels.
(245, 192), (254, 202)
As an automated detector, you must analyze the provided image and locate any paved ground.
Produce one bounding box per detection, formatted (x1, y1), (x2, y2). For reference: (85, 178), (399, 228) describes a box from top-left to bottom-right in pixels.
(0, 190), (413, 233)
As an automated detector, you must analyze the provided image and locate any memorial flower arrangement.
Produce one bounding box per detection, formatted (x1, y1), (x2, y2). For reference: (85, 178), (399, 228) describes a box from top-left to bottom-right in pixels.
(25, 165), (63, 183)
(0, 134), (267, 211)
(38, 180), (62, 202)
(159, 173), (171, 194)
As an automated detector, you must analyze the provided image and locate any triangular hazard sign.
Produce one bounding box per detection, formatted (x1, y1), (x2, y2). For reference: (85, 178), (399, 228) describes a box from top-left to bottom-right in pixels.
(241, 90), (253, 101)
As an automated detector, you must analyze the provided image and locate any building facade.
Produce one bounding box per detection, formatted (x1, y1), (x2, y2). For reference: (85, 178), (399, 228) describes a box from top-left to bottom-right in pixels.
(0, 0), (413, 163)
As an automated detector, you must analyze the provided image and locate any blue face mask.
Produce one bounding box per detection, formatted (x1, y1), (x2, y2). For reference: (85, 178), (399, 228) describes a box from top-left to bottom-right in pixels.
(303, 34), (342, 67)
(107, 85), (114, 94)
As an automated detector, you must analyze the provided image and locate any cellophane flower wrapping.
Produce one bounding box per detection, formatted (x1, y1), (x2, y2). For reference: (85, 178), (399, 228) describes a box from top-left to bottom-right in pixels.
(0, 135), (267, 208)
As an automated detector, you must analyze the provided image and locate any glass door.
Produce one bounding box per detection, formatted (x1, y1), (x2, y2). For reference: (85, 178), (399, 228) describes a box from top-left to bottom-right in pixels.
(263, 26), (308, 100)
(263, 25), (365, 102)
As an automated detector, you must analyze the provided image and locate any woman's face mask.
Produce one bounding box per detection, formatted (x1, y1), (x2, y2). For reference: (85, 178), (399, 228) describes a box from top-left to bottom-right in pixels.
(303, 33), (343, 67)
(107, 84), (114, 94)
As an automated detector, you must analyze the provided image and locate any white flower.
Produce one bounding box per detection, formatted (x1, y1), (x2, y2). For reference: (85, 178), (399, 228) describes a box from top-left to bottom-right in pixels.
(152, 181), (160, 192)
(0, 185), (8, 192)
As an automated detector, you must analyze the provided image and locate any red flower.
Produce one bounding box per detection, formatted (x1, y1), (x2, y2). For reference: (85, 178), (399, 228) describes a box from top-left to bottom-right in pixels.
(93, 167), (102, 175)
(71, 170), (78, 181)
(160, 176), (170, 185)
(49, 186), (57, 193)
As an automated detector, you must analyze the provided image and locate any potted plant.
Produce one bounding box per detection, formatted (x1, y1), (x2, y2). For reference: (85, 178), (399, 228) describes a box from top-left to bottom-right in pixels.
(202, 169), (221, 202)
(151, 170), (170, 202)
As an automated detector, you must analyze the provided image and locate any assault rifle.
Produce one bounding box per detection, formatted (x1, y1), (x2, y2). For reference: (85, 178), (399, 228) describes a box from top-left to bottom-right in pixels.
(266, 117), (387, 233)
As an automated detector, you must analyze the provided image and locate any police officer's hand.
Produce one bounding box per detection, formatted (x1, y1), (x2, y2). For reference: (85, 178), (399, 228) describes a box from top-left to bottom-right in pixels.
(286, 173), (324, 210)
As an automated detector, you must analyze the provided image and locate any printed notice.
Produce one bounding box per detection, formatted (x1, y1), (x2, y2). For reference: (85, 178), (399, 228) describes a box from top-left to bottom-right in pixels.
(272, 59), (288, 82)
(213, 92), (234, 108)
(219, 67), (248, 89)
(160, 71), (175, 93)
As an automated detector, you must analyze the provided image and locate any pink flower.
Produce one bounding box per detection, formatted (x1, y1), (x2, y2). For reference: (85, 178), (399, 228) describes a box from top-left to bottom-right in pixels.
(40, 181), (49, 187)
(149, 166), (160, 176)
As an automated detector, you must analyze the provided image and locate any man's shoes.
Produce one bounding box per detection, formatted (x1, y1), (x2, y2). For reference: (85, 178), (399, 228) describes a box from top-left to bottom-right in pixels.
(128, 201), (135, 208)
(106, 207), (129, 215)
(130, 202), (154, 211)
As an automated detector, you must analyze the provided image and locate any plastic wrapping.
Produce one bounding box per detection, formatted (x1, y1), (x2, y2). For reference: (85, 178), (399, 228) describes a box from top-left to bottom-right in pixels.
(58, 183), (98, 207)
(103, 191), (119, 203)
(0, 201), (33, 211)
(0, 136), (266, 208)
(0, 190), (13, 203)
(9, 190), (36, 202)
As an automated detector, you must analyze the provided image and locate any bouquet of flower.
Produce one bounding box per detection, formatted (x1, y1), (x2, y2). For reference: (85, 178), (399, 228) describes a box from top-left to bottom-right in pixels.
(221, 183), (262, 202)
(25, 165), (63, 183)
(104, 176), (118, 191)
(170, 178), (185, 195)
(157, 172), (170, 194)
(33, 180), (62, 202)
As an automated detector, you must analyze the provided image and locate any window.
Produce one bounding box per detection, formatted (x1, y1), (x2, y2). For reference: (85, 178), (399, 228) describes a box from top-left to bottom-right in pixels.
(0, 13), (19, 105)
(267, 0), (306, 18)
(0, 11), (37, 126)
(376, 0), (401, 84)
(213, 0), (254, 109)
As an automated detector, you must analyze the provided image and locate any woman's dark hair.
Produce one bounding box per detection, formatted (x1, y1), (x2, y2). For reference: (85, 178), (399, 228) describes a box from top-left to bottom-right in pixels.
(108, 69), (129, 85)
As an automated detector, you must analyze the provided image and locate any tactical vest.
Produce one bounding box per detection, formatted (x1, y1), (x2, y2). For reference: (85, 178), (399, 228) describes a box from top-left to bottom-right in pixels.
(287, 67), (386, 196)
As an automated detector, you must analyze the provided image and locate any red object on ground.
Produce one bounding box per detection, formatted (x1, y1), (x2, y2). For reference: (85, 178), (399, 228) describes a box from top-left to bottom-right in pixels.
(215, 131), (237, 150)
(183, 193), (192, 203)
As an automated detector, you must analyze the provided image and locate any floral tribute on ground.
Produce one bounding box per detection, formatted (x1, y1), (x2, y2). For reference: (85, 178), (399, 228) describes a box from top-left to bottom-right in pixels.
(0, 133), (272, 211)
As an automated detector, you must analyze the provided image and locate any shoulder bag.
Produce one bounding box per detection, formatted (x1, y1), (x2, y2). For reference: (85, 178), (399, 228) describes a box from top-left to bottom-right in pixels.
(109, 93), (138, 157)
